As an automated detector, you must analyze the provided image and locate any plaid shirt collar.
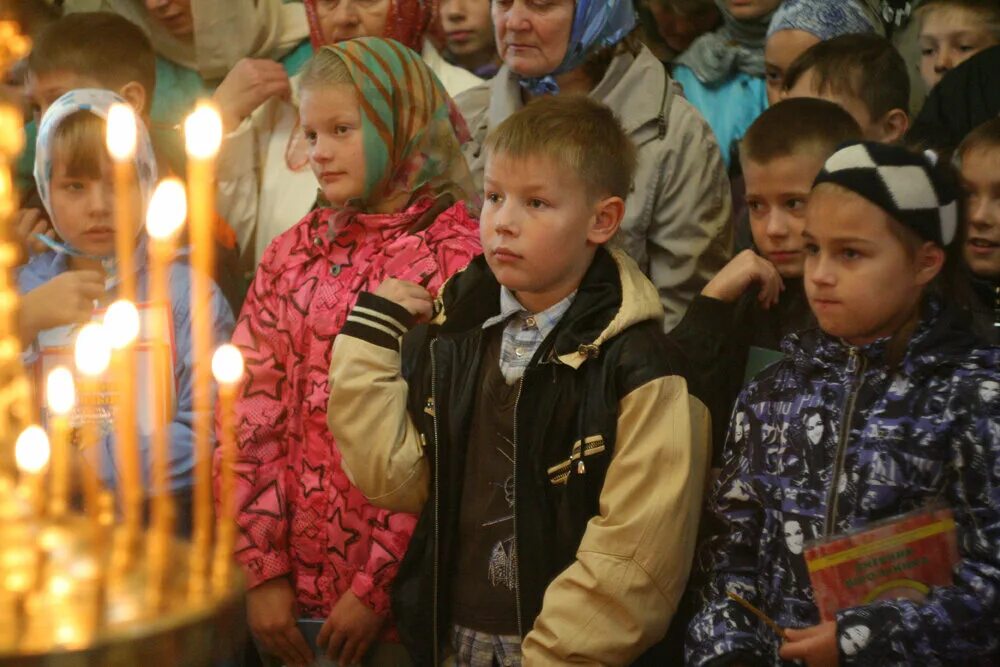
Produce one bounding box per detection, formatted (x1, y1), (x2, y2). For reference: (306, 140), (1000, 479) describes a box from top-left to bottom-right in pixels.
(482, 287), (576, 338)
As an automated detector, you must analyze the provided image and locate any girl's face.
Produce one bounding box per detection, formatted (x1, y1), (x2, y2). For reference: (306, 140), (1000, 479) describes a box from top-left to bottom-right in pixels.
(144, 0), (194, 39)
(919, 7), (999, 89)
(763, 29), (821, 106)
(49, 157), (119, 257)
(301, 83), (367, 207)
(315, 0), (391, 44)
(962, 146), (1000, 278)
(441, 0), (496, 58)
(803, 186), (943, 346)
(726, 0), (781, 21)
(492, 0), (574, 77)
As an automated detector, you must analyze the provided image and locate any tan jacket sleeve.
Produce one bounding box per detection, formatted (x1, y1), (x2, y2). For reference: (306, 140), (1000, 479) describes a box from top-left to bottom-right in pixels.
(522, 375), (711, 666)
(326, 295), (430, 514)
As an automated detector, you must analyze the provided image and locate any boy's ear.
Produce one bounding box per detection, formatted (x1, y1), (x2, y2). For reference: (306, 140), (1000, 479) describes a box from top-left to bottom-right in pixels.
(118, 81), (148, 117)
(587, 196), (626, 245)
(914, 241), (946, 287)
(879, 108), (910, 144)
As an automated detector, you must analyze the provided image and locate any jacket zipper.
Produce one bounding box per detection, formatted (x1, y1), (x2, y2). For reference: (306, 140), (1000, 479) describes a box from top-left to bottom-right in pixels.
(512, 377), (525, 639)
(824, 348), (867, 535)
(430, 339), (441, 667)
(994, 285), (999, 331)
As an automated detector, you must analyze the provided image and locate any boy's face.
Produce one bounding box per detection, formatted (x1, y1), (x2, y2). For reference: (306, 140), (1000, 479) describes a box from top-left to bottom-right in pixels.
(764, 29), (821, 106)
(726, 0), (781, 21)
(783, 69), (904, 143)
(481, 151), (620, 313)
(144, 0), (194, 39)
(742, 152), (826, 279)
(49, 158), (118, 258)
(26, 70), (103, 125)
(803, 186), (940, 346)
(919, 7), (999, 89)
(300, 83), (367, 208)
(314, 0), (390, 44)
(961, 146), (1000, 278)
(441, 0), (495, 58)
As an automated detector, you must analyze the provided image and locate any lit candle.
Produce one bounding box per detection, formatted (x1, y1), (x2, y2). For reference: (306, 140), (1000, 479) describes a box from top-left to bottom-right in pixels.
(75, 322), (112, 519)
(103, 299), (141, 543)
(145, 179), (186, 538)
(46, 367), (75, 519)
(106, 103), (138, 303)
(15, 425), (50, 516)
(210, 344), (243, 592)
(184, 104), (222, 590)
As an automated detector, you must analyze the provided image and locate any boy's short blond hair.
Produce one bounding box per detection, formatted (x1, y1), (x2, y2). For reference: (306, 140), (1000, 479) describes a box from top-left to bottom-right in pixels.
(917, 0), (1000, 40)
(483, 95), (638, 201)
(958, 117), (1000, 161)
(740, 98), (862, 167)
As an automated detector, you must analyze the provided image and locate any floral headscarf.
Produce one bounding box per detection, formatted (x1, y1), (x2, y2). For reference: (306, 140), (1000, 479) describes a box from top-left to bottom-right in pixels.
(303, 0), (433, 51)
(34, 89), (158, 260)
(317, 37), (476, 214)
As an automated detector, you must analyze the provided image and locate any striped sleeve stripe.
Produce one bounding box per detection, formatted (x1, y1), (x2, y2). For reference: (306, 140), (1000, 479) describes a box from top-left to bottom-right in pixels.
(345, 312), (404, 340)
(351, 306), (408, 337)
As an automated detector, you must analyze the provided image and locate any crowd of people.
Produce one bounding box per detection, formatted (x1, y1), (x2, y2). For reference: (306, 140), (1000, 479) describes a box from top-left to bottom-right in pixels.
(6, 1), (1000, 666)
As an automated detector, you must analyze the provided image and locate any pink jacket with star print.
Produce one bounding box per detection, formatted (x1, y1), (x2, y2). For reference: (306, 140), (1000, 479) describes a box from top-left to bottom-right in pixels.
(215, 197), (481, 623)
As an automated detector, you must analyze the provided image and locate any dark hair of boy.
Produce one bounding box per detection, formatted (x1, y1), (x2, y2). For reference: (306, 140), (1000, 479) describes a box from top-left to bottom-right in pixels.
(483, 94), (638, 201)
(27, 12), (156, 102)
(958, 116), (1000, 160)
(740, 97), (863, 166)
(782, 34), (910, 125)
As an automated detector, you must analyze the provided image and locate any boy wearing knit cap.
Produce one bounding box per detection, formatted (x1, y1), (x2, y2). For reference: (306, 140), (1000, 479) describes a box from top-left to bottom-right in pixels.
(688, 141), (1000, 666)
(763, 0), (877, 105)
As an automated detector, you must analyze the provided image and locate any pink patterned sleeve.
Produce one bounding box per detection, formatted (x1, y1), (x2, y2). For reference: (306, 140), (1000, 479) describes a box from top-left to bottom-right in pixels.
(214, 260), (295, 589)
(350, 201), (481, 614)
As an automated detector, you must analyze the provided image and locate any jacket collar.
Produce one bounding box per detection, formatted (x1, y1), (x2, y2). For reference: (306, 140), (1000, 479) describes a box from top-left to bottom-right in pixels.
(432, 247), (663, 369)
(486, 46), (672, 136)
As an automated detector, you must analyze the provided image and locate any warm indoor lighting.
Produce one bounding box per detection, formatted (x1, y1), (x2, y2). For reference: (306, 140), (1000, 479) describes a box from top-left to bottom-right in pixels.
(75, 323), (112, 377)
(184, 104), (223, 160)
(46, 366), (76, 416)
(104, 300), (141, 350)
(106, 103), (137, 161)
(146, 179), (187, 240)
(211, 345), (244, 386)
(15, 425), (50, 474)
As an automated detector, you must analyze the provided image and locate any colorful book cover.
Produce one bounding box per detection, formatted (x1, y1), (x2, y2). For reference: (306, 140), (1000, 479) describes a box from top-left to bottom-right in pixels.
(805, 506), (959, 621)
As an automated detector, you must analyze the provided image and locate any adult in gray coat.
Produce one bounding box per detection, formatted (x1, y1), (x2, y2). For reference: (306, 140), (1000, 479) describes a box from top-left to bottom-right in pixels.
(456, 0), (732, 331)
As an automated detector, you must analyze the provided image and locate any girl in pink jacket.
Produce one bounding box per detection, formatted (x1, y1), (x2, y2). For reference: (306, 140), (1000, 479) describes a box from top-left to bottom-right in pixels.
(215, 37), (481, 667)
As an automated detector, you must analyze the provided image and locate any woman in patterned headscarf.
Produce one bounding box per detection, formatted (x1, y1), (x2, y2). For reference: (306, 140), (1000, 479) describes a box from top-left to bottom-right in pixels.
(217, 37), (481, 667)
(214, 0), (482, 273)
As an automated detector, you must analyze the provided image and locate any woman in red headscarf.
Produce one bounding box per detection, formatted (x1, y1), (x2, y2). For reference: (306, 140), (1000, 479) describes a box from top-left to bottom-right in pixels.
(213, 0), (481, 274)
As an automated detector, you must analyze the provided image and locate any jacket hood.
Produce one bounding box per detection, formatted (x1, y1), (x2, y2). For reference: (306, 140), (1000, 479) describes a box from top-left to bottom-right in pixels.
(432, 247), (663, 369)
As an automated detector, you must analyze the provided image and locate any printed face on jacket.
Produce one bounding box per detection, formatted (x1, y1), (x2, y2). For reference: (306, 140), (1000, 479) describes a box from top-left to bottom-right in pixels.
(314, 0), (391, 44)
(301, 83), (367, 207)
(961, 146), (1000, 279)
(144, 0), (194, 39)
(803, 185), (942, 346)
(783, 519), (805, 554)
(492, 0), (573, 77)
(918, 6), (1000, 90)
(481, 151), (611, 313)
(743, 152), (824, 279)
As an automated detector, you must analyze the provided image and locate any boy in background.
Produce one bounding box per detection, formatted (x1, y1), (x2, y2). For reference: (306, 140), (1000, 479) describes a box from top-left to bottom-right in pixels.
(327, 95), (710, 666)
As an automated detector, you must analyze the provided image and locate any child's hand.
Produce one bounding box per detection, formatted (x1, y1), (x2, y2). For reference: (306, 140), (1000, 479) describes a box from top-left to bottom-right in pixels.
(212, 58), (291, 132)
(318, 591), (385, 665)
(18, 271), (104, 343)
(701, 249), (784, 308)
(779, 622), (839, 666)
(246, 577), (314, 667)
(12, 208), (54, 262)
(374, 279), (435, 322)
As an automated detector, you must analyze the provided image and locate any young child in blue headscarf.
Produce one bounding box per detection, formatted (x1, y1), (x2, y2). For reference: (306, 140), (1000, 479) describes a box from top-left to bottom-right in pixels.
(19, 89), (234, 535)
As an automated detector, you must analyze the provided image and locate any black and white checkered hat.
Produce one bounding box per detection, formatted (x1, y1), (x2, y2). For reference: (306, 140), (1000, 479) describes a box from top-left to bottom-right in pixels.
(813, 141), (960, 246)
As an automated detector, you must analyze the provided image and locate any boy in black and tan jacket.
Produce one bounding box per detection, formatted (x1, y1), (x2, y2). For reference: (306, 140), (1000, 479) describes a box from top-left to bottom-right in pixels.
(327, 95), (710, 667)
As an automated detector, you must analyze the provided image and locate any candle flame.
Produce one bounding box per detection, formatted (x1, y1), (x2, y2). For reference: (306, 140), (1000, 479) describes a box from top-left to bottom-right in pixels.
(184, 104), (223, 159)
(106, 103), (137, 161)
(104, 300), (141, 350)
(46, 366), (76, 415)
(212, 345), (244, 385)
(15, 425), (50, 474)
(75, 322), (112, 377)
(146, 178), (187, 240)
